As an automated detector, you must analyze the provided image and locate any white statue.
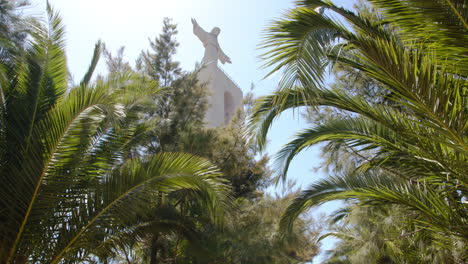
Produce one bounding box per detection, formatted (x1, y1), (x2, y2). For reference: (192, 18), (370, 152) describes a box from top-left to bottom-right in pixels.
(192, 18), (231, 65)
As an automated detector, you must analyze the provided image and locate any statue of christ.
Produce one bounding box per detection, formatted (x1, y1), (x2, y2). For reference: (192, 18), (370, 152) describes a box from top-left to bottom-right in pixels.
(192, 18), (232, 65)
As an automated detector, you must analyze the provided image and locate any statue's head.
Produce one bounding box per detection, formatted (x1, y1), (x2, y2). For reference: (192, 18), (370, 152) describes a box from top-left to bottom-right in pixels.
(211, 27), (221, 36)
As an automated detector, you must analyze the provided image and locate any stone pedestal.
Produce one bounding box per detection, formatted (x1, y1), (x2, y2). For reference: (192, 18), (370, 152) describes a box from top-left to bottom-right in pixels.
(198, 63), (243, 127)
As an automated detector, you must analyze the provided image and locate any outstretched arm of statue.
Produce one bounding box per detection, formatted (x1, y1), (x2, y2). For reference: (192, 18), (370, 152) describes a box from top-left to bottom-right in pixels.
(218, 48), (232, 64)
(191, 18), (207, 42)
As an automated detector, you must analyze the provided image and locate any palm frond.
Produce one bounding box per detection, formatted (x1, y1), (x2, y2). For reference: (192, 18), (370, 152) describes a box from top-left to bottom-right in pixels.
(48, 153), (230, 263)
(253, 0), (468, 246)
(367, 0), (468, 73)
(261, 4), (346, 90)
(80, 40), (102, 87)
(279, 170), (467, 238)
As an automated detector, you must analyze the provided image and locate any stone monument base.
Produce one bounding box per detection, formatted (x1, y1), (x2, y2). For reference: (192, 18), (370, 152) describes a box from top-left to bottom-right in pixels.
(198, 63), (243, 127)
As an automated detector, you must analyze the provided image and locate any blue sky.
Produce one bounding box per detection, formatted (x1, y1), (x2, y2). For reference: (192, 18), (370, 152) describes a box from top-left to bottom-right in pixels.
(29, 0), (357, 262)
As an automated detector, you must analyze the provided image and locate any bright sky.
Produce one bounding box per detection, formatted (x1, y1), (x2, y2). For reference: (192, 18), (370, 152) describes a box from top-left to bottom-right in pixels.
(29, 1), (357, 262)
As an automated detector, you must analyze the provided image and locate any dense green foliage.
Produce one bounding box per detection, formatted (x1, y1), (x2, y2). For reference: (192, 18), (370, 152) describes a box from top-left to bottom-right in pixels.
(193, 193), (320, 263)
(250, 0), (467, 263)
(0, 5), (229, 263)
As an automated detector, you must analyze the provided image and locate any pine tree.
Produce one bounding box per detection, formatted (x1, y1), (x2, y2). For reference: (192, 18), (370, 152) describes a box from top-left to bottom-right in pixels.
(103, 46), (133, 75)
(137, 17), (181, 86)
(137, 17), (182, 119)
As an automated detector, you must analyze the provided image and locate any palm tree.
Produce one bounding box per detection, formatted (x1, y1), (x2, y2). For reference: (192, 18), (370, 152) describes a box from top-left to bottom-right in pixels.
(0, 5), (230, 263)
(249, 0), (467, 243)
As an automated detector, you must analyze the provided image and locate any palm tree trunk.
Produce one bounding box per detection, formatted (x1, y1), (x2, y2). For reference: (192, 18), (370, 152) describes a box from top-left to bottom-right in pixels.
(150, 235), (159, 264)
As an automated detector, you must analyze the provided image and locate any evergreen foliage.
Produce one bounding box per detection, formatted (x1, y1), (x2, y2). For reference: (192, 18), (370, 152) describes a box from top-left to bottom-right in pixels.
(190, 193), (321, 264)
(137, 17), (182, 119)
(137, 17), (181, 86)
